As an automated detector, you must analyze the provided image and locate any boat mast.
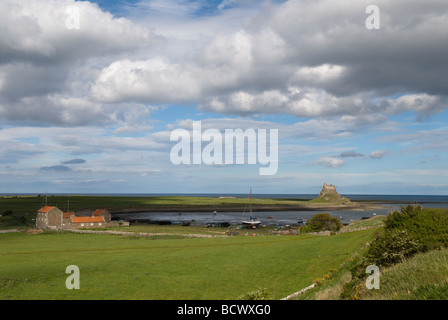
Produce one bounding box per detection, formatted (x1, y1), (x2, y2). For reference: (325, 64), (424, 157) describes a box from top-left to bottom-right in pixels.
(249, 188), (252, 218)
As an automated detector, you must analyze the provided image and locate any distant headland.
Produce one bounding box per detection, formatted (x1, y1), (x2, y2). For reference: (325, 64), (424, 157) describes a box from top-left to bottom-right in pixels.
(109, 183), (386, 214)
(0, 184), (392, 216)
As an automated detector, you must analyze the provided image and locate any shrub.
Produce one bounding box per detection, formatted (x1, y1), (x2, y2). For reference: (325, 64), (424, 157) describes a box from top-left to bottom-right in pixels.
(385, 204), (422, 230)
(342, 205), (448, 299)
(237, 288), (270, 300)
(366, 229), (421, 267)
(385, 205), (448, 251)
(302, 213), (342, 233)
(313, 278), (323, 286)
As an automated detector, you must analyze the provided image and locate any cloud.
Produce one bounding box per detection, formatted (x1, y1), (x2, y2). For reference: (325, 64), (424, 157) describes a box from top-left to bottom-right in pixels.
(0, 0), (153, 65)
(91, 58), (201, 103)
(312, 156), (345, 168)
(340, 151), (364, 158)
(380, 94), (448, 120)
(0, 0), (447, 127)
(379, 128), (448, 154)
(218, 0), (238, 10)
(89, 0), (448, 123)
(62, 159), (86, 165)
(39, 165), (72, 172)
(369, 150), (388, 159)
(0, 0), (155, 126)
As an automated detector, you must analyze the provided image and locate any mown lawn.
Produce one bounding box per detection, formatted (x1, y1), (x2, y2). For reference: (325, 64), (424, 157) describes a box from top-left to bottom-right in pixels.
(0, 229), (376, 300)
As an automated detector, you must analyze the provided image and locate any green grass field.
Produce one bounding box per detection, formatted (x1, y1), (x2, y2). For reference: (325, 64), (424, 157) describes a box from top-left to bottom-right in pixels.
(0, 228), (376, 300)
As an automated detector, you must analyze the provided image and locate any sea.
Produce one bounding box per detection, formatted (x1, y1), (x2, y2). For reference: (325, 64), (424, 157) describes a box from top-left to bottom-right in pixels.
(102, 193), (448, 227)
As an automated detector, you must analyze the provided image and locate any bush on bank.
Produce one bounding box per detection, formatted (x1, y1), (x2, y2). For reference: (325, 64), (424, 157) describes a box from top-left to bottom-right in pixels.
(341, 205), (448, 299)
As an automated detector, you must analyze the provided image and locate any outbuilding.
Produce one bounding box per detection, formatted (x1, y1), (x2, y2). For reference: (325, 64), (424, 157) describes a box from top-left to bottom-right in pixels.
(36, 206), (118, 229)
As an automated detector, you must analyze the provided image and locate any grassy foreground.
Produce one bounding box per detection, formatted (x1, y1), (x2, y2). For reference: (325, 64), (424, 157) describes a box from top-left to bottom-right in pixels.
(363, 248), (448, 299)
(0, 228), (376, 300)
(298, 206), (448, 300)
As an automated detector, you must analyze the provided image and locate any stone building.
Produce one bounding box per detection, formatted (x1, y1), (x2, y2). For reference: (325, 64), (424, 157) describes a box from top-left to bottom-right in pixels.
(36, 206), (119, 230)
(92, 209), (111, 221)
(70, 216), (107, 228)
(63, 212), (75, 225)
(36, 206), (64, 229)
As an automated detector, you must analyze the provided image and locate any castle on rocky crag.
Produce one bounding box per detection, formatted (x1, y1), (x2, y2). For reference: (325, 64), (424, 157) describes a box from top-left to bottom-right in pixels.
(318, 182), (349, 202)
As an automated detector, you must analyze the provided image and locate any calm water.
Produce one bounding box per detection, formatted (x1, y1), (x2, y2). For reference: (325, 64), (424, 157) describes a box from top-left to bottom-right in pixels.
(115, 205), (448, 226)
(114, 208), (390, 226)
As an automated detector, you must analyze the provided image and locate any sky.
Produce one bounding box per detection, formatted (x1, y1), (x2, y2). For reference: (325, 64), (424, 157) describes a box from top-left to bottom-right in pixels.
(0, 0), (448, 195)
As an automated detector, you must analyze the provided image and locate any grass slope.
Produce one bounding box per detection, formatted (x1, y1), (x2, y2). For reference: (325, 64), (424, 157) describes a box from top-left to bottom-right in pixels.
(300, 206), (448, 300)
(362, 248), (448, 300)
(0, 229), (375, 300)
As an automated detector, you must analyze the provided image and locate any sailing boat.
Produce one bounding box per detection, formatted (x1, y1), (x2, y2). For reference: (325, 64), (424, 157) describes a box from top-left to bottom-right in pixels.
(242, 189), (261, 229)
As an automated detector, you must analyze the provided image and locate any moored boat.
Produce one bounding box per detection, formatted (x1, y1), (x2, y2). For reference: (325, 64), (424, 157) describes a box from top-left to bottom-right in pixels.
(242, 189), (261, 229)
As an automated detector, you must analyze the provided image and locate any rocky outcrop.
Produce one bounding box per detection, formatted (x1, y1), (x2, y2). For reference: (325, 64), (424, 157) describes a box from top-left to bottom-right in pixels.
(317, 183), (350, 203)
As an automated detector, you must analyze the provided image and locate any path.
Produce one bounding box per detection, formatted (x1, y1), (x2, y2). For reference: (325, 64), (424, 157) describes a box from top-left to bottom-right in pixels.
(67, 229), (227, 238)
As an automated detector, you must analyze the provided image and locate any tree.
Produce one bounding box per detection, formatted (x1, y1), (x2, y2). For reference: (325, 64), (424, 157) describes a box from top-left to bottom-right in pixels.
(305, 213), (342, 232)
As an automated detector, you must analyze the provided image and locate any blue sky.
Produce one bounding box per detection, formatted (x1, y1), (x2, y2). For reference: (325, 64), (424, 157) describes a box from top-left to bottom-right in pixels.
(0, 0), (448, 195)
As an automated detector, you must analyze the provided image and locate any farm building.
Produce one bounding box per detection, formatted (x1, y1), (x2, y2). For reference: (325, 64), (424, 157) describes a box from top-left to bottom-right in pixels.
(36, 206), (64, 229)
(36, 206), (121, 230)
(92, 209), (111, 221)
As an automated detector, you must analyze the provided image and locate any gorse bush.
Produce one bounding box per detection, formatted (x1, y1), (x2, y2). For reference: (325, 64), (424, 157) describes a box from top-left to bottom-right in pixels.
(238, 288), (270, 300)
(366, 229), (421, 266)
(342, 205), (448, 299)
(384, 204), (423, 229)
(385, 205), (448, 251)
(366, 205), (448, 267)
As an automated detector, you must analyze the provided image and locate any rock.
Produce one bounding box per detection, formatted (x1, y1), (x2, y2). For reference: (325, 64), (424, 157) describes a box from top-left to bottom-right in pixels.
(26, 229), (43, 234)
(316, 182), (350, 203)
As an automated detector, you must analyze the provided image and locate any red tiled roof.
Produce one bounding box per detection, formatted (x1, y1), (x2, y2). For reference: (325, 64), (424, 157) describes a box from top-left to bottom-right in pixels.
(71, 216), (105, 223)
(63, 212), (75, 218)
(38, 206), (55, 213)
(92, 209), (105, 216)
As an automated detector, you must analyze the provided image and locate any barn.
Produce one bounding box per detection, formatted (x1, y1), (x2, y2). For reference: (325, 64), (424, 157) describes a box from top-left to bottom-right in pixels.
(36, 207), (118, 229)
(92, 209), (112, 222)
(70, 216), (106, 228)
(36, 206), (64, 229)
